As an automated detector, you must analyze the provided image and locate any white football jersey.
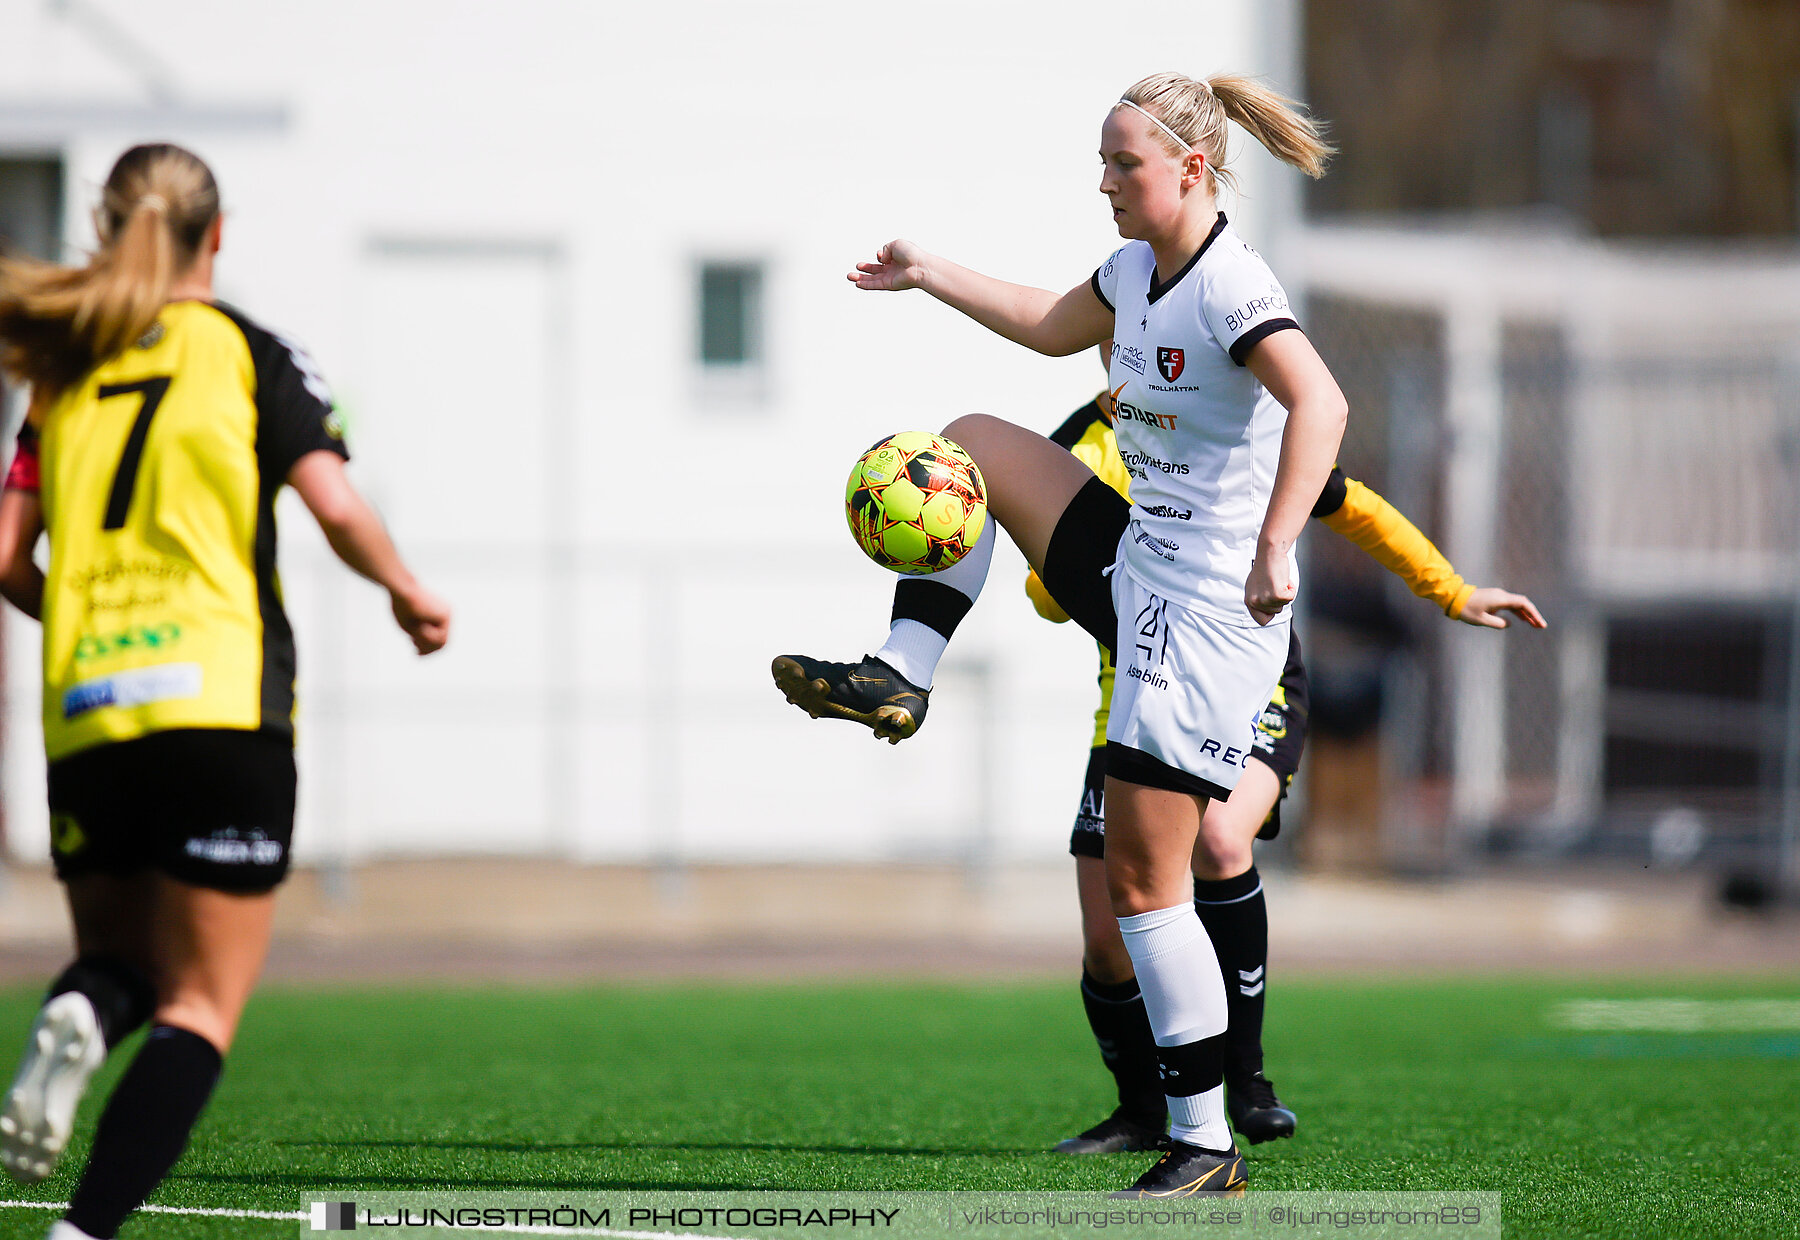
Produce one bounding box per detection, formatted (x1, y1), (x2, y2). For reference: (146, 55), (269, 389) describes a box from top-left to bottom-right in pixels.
(1091, 213), (1301, 623)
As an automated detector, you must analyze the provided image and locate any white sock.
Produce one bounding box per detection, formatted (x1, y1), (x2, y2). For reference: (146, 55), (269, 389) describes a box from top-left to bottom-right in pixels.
(874, 620), (947, 688)
(874, 523), (995, 688)
(1117, 903), (1232, 1150)
(1166, 1086), (1230, 1150)
(928, 513), (996, 601)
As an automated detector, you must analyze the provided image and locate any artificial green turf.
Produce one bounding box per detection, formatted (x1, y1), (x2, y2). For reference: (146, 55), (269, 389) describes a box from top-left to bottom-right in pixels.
(0, 975), (1794, 1238)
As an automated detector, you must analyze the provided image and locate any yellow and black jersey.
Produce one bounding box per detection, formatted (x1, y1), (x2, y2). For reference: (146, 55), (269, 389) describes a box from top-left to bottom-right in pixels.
(35, 299), (347, 761)
(1026, 392), (1132, 749)
(1308, 471), (1474, 619)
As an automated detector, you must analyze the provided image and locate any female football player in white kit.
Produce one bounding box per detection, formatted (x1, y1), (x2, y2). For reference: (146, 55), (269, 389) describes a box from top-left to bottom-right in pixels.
(774, 72), (1344, 1196)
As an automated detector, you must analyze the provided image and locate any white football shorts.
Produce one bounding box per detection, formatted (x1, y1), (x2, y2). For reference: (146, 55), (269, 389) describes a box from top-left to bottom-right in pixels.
(1105, 568), (1291, 800)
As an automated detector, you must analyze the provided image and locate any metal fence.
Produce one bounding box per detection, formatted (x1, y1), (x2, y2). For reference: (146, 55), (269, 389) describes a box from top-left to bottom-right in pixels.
(1295, 224), (1800, 893)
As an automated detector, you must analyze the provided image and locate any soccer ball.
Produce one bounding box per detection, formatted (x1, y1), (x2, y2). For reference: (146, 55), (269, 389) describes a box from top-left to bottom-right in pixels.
(845, 431), (988, 574)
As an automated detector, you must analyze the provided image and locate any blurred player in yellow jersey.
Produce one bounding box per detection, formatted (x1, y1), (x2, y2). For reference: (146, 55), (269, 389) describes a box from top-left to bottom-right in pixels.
(0, 144), (449, 1240)
(1037, 358), (1544, 1155)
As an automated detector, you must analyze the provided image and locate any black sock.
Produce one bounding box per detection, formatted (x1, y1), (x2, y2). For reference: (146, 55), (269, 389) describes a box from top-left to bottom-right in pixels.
(1193, 866), (1268, 1081)
(47, 957), (157, 1051)
(65, 1026), (223, 1240)
(891, 578), (973, 640)
(1154, 1033), (1231, 1152)
(1078, 970), (1164, 1124)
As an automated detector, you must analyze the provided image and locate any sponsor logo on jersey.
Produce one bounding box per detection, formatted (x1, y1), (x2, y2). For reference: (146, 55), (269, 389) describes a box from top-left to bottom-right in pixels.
(1139, 504), (1192, 521)
(1197, 737), (1252, 768)
(49, 813), (86, 859)
(1256, 702), (1288, 740)
(1129, 523), (1179, 561)
(1119, 450), (1189, 480)
(1114, 399), (1178, 431)
(70, 558), (190, 591)
(1112, 343), (1146, 375)
(1224, 289), (1290, 334)
(62, 662), (203, 720)
(1102, 382), (1127, 418)
(1156, 346), (1185, 382)
(1126, 662), (1170, 690)
(185, 827), (284, 867)
(74, 623), (183, 663)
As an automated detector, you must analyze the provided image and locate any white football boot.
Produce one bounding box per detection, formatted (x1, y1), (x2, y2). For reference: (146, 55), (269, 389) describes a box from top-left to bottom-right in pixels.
(1, 992), (106, 1183)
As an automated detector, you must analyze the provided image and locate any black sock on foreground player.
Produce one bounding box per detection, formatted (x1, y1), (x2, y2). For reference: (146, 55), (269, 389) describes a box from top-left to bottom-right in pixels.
(1192, 866), (1296, 1143)
(46, 958), (156, 1052)
(64, 1027), (222, 1239)
(1078, 971), (1165, 1124)
(1068, 866), (1296, 1148)
(1191, 867), (1267, 1079)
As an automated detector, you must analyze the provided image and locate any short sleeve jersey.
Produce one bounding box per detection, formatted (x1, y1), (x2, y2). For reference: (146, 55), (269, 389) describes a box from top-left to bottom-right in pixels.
(1090, 213), (1300, 622)
(36, 300), (348, 760)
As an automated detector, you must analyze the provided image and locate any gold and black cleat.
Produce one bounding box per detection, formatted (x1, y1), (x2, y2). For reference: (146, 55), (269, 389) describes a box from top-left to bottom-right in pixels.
(1110, 1140), (1246, 1199)
(771, 654), (929, 744)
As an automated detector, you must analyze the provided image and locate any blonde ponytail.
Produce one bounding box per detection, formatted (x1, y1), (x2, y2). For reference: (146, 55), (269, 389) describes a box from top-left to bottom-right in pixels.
(0, 143), (218, 402)
(1206, 75), (1333, 180)
(1116, 72), (1334, 197)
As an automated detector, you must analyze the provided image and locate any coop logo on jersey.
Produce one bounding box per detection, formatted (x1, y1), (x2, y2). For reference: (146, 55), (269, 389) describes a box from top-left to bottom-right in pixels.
(1156, 347), (1185, 382)
(1112, 342), (1146, 375)
(74, 623), (183, 663)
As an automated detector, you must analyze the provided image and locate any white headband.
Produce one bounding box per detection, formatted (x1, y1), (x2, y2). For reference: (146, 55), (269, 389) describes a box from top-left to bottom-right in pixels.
(1114, 99), (1199, 157)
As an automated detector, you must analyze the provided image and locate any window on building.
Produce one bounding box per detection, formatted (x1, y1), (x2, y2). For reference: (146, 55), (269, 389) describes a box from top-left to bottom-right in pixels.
(698, 260), (763, 368)
(0, 156), (63, 261)
(693, 258), (769, 411)
(0, 156), (64, 426)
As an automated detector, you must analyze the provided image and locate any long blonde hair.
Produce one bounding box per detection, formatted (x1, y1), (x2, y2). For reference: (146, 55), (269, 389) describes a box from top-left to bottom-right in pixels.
(0, 143), (220, 401)
(1117, 73), (1334, 197)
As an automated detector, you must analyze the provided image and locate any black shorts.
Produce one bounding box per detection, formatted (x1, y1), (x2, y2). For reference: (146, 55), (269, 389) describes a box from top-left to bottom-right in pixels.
(47, 728), (297, 893)
(1039, 475), (1132, 651)
(1068, 632), (1311, 856)
(1069, 745), (1108, 859)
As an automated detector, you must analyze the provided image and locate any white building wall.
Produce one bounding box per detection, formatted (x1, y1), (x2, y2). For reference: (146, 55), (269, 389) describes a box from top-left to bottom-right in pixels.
(0, 0), (1298, 863)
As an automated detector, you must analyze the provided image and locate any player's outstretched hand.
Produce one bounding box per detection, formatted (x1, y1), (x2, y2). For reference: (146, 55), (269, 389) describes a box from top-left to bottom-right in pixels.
(848, 239), (930, 292)
(1245, 555), (1295, 626)
(1459, 587), (1546, 631)
(392, 583), (452, 654)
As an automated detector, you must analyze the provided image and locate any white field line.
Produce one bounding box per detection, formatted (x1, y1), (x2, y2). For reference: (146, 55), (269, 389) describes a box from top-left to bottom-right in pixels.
(0, 1199), (744, 1239)
(1550, 999), (1800, 1032)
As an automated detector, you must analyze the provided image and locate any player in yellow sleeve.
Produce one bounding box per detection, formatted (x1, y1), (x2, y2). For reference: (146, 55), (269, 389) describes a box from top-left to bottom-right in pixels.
(1036, 382), (1544, 1156)
(0, 143), (450, 1240)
